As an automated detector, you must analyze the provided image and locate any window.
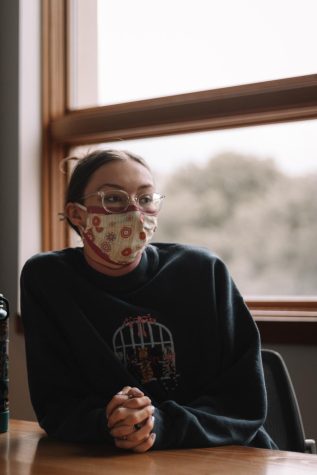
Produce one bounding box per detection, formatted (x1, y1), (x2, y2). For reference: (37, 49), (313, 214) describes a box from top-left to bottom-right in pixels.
(72, 120), (317, 297)
(70, 0), (317, 107)
(42, 0), (317, 343)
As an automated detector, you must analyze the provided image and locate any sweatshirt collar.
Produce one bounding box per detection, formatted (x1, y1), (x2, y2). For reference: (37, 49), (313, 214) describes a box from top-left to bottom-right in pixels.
(70, 245), (159, 294)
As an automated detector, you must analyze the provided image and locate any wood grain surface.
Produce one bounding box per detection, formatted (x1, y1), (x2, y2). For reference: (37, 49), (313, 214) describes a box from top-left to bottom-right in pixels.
(1, 420), (317, 474)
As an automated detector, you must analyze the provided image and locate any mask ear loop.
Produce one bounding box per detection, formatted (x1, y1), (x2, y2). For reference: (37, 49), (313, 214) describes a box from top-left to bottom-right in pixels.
(73, 203), (88, 237)
(78, 225), (86, 240)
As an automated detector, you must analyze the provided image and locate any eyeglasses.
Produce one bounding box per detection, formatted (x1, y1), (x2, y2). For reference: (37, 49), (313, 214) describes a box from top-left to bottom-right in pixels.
(81, 189), (165, 214)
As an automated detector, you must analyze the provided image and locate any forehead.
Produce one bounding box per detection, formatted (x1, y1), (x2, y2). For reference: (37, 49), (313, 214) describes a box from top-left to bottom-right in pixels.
(85, 158), (154, 194)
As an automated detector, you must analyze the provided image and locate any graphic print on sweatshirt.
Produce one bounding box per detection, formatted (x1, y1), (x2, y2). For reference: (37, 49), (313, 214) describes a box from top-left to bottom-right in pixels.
(112, 315), (179, 391)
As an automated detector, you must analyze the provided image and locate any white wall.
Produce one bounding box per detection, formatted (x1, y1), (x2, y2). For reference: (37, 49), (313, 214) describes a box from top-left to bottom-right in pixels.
(0, 0), (40, 422)
(15, 0), (41, 420)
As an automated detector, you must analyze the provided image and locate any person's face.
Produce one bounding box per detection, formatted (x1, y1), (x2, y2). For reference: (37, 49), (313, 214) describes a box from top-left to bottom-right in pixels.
(66, 158), (156, 271)
(67, 158), (155, 227)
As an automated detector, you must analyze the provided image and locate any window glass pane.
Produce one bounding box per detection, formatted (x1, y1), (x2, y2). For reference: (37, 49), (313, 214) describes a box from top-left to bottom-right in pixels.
(71, 120), (317, 297)
(69, 0), (317, 108)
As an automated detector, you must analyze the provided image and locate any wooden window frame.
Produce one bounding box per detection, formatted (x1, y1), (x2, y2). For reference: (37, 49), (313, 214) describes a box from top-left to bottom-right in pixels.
(41, 0), (317, 344)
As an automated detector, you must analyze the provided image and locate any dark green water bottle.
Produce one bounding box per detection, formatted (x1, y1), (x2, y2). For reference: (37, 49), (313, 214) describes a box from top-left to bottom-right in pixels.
(0, 294), (9, 433)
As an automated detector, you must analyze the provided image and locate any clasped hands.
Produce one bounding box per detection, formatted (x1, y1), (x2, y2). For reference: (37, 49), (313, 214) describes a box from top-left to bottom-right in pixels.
(106, 386), (156, 453)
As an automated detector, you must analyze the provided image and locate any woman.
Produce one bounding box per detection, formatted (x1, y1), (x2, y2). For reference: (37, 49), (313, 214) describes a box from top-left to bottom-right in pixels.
(20, 149), (276, 453)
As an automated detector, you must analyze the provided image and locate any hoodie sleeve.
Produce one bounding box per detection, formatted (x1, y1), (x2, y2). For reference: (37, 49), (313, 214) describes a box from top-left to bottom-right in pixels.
(151, 257), (277, 450)
(20, 257), (115, 443)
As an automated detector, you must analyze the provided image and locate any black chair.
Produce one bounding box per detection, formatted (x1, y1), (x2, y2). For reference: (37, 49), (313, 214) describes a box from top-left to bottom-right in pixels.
(262, 349), (316, 454)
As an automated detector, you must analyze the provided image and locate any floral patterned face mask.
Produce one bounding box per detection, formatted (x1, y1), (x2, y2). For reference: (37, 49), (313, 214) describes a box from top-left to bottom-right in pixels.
(77, 205), (158, 266)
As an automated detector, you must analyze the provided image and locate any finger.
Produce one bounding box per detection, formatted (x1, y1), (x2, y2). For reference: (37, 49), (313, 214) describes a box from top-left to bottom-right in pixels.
(108, 405), (155, 429)
(133, 433), (157, 453)
(117, 386), (132, 396)
(128, 416), (155, 443)
(110, 423), (135, 439)
(127, 387), (144, 398)
(120, 396), (152, 410)
(111, 415), (154, 440)
(106, 392), (134, 418)
(115, 432), (156, 452)
(106, 389), (149, 421)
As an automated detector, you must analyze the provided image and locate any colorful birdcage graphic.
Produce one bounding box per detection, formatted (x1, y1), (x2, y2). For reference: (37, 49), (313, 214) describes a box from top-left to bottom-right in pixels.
(113, 315), (179, 391)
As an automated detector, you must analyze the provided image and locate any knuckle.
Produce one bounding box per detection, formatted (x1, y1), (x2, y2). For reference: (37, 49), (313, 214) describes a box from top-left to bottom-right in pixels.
(111, 427), (123, 437)
(124, 415), (135, 426)
(117, 406), (126, 416)
(114, 439), (124, 448)
(130, 399), (141, 409)
(114, 395), (125, 404)
(133, 439), (151, 453)
(146, 405), (154, 416)
(121, 386), (131, 393)
(144, 436), (154, 449)
(109, 408), (126, 426)
(136, 397), (147, 407)
(130, 386), (140, 394)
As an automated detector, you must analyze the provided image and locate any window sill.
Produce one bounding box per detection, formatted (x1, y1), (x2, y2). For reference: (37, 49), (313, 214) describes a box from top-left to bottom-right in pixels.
(247, 299), (317, 345)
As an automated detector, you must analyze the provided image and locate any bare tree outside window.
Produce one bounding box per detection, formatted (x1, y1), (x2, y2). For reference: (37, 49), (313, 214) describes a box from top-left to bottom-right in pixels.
(155, 152), (317, 296)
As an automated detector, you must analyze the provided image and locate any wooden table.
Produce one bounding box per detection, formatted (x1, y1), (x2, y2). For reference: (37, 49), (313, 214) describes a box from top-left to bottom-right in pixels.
(1, 420), (317, 474)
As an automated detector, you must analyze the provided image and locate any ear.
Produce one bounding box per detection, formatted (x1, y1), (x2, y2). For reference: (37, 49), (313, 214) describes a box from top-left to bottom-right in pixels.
(65, 202), (87, 229)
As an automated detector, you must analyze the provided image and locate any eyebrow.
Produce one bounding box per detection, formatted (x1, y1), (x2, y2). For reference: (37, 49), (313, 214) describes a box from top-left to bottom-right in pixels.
(97, 183), (154, 191)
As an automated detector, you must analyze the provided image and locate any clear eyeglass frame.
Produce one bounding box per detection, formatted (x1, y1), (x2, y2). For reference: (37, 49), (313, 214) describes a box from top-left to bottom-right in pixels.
(80, 189), (165, 214)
